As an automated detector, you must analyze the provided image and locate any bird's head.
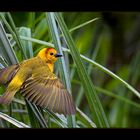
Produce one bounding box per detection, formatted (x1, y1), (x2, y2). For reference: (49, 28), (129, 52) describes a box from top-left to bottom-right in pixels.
(37, 47), (63, 64)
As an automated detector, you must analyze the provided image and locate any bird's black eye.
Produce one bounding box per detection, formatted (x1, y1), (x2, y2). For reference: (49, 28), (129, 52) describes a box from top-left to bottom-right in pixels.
(50, 53), (53, 55)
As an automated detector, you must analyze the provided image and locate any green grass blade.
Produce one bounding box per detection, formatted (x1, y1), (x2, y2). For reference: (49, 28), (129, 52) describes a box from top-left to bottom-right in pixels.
(0, 112), (30, 128)
(54, 12), (109, 127)
(59, 17), (99, 37)
(0, 21), (18, 65)
(18, 27), (33, 58)
(0, 56), (8, 67)
(7, 33), (54, 48)
(13, 98), (25, 105)
(0, 117), (8, 128)
(69, 17), (99, 32)
(95, 87), (140, 109)
(76, 108), (96, 128)
(0, 21), (18, 125)
(26, 102), (47, 128)
(44, 109), (68, 128)
(27, 12), (35, 34)
(34, 18), (48, 40)
(46, 12), (76, 128)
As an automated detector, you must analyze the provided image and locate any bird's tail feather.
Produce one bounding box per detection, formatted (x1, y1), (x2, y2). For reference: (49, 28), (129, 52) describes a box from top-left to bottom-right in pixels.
(0, 91), (16, 104)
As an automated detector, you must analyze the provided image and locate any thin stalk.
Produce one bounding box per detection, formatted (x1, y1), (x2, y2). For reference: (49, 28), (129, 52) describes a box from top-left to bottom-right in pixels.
(0, 112), (30, 128)
(69, 18), (99, 32)
(76, 108), (96, 128)
(59, 17), (99, 37)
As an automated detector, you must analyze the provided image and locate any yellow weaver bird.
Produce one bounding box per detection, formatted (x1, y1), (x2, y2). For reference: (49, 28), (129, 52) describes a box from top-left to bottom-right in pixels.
(0, 47), (76, 115)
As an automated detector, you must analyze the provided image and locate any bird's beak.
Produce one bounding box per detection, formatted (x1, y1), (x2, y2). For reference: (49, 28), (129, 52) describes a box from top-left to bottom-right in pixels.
(55, 53), (63, 58)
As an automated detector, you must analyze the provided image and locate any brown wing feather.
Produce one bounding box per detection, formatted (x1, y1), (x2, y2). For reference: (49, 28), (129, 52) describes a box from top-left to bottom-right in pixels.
(0, 64), (19, 85)
(20, 73), (76, 115)
(63, 90), (70, 115)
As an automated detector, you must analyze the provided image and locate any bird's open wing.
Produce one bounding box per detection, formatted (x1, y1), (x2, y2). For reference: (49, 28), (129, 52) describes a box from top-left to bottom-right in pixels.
(0, 64), (19, 85)
(20, 66), (76, 115)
